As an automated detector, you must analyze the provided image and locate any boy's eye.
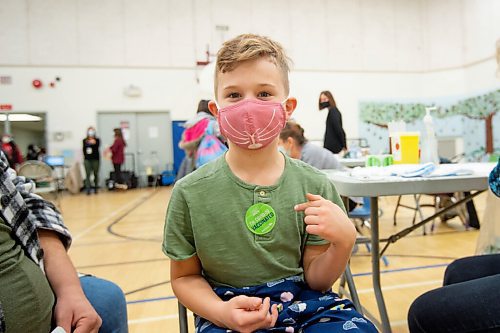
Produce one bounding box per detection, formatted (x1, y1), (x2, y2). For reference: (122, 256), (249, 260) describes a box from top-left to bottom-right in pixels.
(227, 92), (241, 99)
(258, 91), (272, 98)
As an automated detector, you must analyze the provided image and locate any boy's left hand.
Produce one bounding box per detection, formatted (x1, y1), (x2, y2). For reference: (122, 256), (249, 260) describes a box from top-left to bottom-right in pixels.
(295, 193), (356, 247)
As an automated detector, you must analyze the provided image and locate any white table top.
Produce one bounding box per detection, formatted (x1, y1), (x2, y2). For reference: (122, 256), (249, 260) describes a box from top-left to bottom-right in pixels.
(338, 157), (366, 168)
(323, 163), (494, 197)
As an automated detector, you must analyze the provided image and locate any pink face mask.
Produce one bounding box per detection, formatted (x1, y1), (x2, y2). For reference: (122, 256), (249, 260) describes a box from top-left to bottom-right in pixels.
(217, 99), (287, 150)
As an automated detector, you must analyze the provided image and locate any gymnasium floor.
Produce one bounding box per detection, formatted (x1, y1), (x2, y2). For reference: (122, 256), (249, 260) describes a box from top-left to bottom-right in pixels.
(61, 186), (486, 333)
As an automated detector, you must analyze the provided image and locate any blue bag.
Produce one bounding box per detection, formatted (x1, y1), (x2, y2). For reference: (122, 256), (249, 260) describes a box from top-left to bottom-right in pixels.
(195, 121), (227, 168)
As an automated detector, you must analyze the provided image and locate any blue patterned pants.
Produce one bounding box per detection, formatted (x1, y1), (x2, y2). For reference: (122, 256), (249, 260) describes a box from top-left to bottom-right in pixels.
(195, 276), (377, 332)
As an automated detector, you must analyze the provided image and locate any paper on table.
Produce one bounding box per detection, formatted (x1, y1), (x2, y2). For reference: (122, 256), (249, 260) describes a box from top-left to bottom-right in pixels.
(350, 163), (482, 180)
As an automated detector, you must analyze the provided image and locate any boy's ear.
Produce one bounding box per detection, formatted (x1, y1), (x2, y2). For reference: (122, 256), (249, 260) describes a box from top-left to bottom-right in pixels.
(284, 97), (297, 119)
(208, 100), (219, 116)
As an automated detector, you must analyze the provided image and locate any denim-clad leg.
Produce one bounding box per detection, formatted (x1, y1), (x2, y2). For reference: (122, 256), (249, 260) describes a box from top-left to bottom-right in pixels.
(80, 275), (128, 333)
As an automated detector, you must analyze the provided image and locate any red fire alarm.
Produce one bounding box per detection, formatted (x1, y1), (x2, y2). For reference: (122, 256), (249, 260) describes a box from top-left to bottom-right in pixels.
(32, 79), (43, 89)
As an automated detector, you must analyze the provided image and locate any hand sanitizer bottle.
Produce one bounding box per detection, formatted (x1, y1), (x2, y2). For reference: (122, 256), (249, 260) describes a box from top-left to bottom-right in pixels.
(421, 107), (440, 165)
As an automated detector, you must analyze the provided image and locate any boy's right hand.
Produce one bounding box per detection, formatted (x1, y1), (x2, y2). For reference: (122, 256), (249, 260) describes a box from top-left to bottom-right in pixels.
(220, 295), (278, 332)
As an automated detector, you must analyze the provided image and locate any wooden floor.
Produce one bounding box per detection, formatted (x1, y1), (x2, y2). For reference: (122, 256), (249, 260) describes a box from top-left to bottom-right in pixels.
(58, 186), (487, 333)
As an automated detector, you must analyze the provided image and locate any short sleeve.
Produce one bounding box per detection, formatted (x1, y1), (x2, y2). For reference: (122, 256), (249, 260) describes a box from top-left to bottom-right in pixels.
(305, 176), (346, 246)
(162, 183), (196, 260)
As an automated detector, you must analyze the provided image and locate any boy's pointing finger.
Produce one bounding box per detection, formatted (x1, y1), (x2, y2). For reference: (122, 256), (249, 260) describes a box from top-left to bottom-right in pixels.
(305, 193), (323, 201)
(294, 200), (322, 211)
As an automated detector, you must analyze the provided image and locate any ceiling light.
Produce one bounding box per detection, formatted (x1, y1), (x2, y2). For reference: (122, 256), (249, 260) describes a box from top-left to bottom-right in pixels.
(0, 114), (42, 121)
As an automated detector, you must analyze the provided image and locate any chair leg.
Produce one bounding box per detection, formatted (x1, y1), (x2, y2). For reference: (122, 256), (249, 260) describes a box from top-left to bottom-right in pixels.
(393, 195), (402, 226)
(344, 265), (363, 314)
(338, 271), (347, 298)
(431, 195), (439, 232)
(413, 194), (429, 235)
(178, 302), (189, 333)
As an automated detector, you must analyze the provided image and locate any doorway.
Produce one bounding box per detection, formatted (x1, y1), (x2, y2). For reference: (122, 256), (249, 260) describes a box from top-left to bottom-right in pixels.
(97, 111), (172, 187)
(0, 112), (47, 165)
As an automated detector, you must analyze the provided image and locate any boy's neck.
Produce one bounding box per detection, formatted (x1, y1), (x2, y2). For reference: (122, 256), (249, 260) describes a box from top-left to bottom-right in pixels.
(225, 143), (285, 186)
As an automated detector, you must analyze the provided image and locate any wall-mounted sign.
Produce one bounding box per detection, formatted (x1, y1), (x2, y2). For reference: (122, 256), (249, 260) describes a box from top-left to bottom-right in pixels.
(0, 76), (12, 85)
(120, 121), (130, 141)
(0, 104), (12, 111)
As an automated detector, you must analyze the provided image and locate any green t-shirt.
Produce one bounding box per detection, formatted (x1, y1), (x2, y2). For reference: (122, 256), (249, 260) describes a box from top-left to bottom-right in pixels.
(162, 155), (345, 288)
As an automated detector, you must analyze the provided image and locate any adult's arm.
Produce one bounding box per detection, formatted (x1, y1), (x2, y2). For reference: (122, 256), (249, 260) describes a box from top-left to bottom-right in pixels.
(38, 230), (101, 333)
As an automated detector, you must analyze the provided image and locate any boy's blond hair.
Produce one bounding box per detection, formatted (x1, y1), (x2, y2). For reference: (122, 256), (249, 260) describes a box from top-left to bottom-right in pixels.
(214, 34), (291, 95)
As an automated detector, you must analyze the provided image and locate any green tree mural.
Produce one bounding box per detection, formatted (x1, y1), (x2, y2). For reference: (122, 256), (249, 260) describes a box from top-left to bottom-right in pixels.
(360, 102), (435, 127)
(447, 89), (499, 154)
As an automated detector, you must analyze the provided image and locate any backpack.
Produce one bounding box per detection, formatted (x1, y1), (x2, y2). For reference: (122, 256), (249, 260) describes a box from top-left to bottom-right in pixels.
(179, 118), (210, 152)
(195, 120), (227, 168)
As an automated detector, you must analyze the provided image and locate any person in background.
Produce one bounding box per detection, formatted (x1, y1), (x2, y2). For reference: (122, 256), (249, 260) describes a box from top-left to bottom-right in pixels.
(26, 144), (41, 161)
(176, 99), (225, 181)
(489, 157), (500, 197)
(407, 160), (500, 333)
(319, 90), (347, 155)
(0, 150), (128, 333)
(109, 128), (127, 190)
(82, 126), (101, 195)
(279, 121), (343, 170)
(1, 134), (23, 169)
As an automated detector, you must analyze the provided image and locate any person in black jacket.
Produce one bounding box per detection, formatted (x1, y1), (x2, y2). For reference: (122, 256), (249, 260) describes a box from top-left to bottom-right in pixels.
(82, 126), (100, 194)
(319, 90), (347, 154)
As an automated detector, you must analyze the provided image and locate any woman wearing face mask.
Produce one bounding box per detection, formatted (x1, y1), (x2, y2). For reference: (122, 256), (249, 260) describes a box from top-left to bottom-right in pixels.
(82, 127), (100, 194)
(319, 90), (347, 155)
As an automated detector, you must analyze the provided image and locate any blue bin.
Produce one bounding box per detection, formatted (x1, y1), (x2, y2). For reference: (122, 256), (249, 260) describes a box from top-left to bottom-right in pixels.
(161, 170), (176, 185)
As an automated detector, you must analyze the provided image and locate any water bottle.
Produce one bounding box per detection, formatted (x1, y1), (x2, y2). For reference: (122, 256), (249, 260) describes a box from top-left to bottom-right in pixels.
(421, 107), (440, 165)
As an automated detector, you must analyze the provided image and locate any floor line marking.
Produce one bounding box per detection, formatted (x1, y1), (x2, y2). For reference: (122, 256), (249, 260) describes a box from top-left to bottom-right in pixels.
(356, 279), (442, 294)
(72, 192), (151, 241)
(128, 312), (193, 325)
(353, 262), (449, 277)
(127, 295), (176, 304)
(390, 320), (408, 327)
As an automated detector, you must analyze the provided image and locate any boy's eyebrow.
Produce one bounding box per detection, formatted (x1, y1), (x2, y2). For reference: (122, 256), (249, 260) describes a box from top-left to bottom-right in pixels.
(221, 83), (276, 91)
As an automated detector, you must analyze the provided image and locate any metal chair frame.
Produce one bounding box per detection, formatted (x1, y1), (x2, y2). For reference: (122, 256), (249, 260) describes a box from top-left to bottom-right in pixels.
(17, 160), (61, 208)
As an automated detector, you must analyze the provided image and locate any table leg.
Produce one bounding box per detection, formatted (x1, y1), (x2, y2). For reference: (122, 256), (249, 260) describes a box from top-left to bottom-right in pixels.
(371, 197), (392, 333)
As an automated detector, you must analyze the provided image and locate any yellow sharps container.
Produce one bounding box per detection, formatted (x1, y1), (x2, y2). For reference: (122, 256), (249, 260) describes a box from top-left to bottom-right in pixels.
(390, 132), (420, 164)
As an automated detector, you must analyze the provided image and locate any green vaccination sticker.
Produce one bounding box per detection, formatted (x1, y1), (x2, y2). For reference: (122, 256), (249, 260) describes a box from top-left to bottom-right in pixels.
(245, 203), (276, 235)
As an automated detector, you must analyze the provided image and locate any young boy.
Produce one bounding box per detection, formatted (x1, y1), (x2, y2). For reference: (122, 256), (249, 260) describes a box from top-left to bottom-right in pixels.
(163, 34), (376, 332)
